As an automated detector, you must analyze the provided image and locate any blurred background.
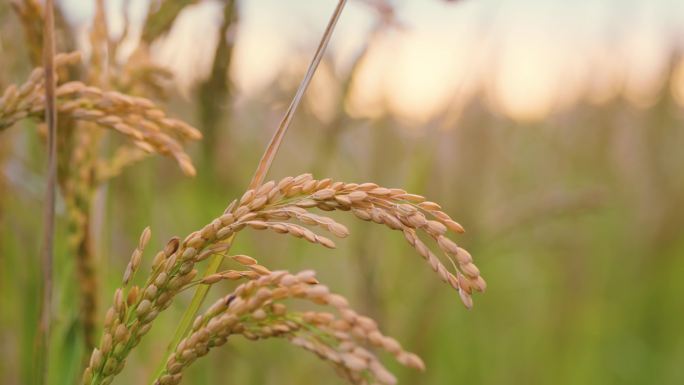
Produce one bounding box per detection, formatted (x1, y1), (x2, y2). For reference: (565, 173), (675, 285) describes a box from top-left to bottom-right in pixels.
(2, 0), (684, 384)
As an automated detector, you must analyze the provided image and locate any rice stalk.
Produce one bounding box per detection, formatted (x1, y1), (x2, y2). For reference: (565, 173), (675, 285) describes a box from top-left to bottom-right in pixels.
(141, 0), (196, 44)
(35, 0), (56, 383)
(82, 174), (483, 384)
(196, 0), (237, 165)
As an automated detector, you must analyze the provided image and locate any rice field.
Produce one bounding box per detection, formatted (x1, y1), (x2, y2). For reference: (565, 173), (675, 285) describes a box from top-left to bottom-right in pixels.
(1, 1), (684, 384)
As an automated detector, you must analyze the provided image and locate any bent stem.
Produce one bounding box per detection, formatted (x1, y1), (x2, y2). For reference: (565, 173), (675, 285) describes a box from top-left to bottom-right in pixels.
(151, 0), (348, 382)
(37, 0), (57, 383)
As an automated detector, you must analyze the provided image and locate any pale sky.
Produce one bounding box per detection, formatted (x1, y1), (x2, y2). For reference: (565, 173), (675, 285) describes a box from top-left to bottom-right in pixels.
(58, 0), (684, 122)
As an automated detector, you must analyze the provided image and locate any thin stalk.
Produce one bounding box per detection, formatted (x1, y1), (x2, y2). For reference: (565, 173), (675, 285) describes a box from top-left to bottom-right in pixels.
(248, 0), (348, 189)
(152, 1), (348, 382)
(76, 0), (109, 353)
(36, 0), (57, 384)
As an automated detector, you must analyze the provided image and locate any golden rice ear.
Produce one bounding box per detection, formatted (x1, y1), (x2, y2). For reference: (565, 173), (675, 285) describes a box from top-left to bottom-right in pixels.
(0, 53), (201, 176)
(213, 175), (484, 308)
(153, 270), (424, 385)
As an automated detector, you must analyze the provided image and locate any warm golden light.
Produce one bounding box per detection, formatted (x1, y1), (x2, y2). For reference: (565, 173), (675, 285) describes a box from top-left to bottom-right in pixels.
(487, 30), (558, 122)
(61, 0), (683, 123)
(672, 59), (684, 107)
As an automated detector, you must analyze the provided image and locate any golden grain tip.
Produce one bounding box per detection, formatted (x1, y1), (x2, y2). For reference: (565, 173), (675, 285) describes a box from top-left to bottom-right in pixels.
(89, 348), (102, 370)
(144, 285), (158, 300)
(436, 235), (459, 255)
(402, 353), (426, 371)
(426, 220), (447, 235)
(114, 324), (129, 342)
(348, 190), (368, 202)
(370, 362), (398, 385)
(445, 219), (465, 233)
(139, 226), (152, 247)
(163, 237), (181, 257)
(201, 274), (224, 285)
(329, 222), (350, 238)
(239, 189), (256, 205)
(418, 201), (442, 211)
(136, 299), (152, 315)
(341, 353), (367, 371)
(82, 368), (93, 384)
(179, 160), (197, 177)
(127, 286), (140, 305)
(222, 271), (243, 280)
(458, 284), (474, 309)
(152, 251), (165, 269)
(461, 262), (480, 278)
(472, 276), (487, 292)
(455, 247), (473, 265)
(232, 254), (258, 266)
(257, 180), (276, 195)
(113, 288), (124, 312)
(312, 188), (336, 200)
(246, 220), (268, 230)
(248, 264), (271, 275)
(181, 247), (197, 260)
(187, 127), (203, 140)
(315, 235), (336, 249)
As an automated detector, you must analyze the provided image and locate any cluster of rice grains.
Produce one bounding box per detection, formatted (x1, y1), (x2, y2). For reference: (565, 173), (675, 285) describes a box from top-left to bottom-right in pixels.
(83, 174), (484, 385)
(229, 175), (487, 305)
(0, 52), (201, 175)
(157, 270), (424, 385)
